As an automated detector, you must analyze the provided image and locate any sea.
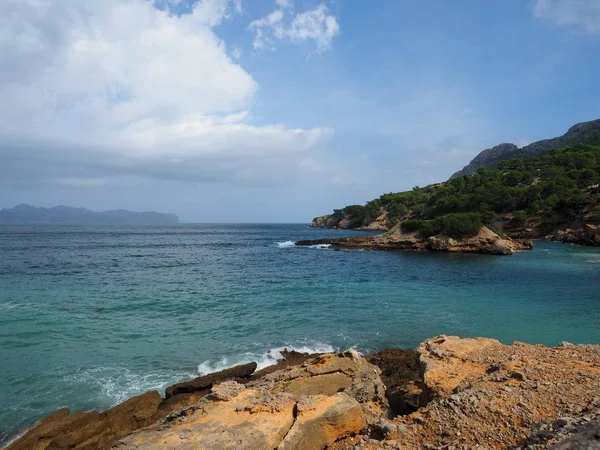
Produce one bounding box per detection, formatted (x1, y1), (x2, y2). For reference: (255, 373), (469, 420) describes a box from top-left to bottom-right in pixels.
(1, 224), (599, 444)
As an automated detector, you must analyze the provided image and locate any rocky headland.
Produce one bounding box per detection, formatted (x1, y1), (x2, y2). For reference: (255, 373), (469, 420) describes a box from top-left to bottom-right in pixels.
(5, 336), (600, 450)
(298, 226), (533, 255)
(309, 141), (600, 249)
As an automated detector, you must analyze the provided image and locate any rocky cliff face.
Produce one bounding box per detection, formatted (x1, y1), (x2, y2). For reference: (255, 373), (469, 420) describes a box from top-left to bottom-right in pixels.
(451, 118), (600, 179)
(7, 337), (599, 450)
(297, 226), (533, 255)
(310, 212), (389, 231)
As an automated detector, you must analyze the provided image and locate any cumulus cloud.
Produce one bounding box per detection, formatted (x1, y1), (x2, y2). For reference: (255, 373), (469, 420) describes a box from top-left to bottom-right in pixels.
(533, 0), (600, 34)
(249, 3), (339, 53)
(0, 0), (333, 188)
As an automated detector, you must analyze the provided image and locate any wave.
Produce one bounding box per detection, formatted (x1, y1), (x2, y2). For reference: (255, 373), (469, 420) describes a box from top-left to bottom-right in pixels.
(197, 343), (337, 375)
(276, 241), (296, 248)
(65, 365), (197, 407)
(275, 241), (330, 249)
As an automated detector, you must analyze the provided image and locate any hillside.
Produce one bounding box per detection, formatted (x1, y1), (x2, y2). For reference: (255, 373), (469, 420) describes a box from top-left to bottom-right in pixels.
(0, 204), (179, 226)
(450, 118), (600, 179)
(310, 144), (600, 246)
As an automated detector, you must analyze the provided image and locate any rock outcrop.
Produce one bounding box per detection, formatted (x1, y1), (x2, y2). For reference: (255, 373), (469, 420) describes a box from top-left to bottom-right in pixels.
(546, 224), (600, 247)
(334, 336), (600, 450)
(310, 212), (389, 231)
(115, 351), (387, 450)
(296, 226), (533, 255)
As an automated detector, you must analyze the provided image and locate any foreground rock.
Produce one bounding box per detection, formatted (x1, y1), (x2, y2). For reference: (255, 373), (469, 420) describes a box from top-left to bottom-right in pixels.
(297, 226), (533, 255)
(333, 336), (600, 450)
(116, 351), (386, 449)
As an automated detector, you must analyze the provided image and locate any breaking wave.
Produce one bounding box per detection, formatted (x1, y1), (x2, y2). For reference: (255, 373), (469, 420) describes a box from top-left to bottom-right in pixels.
(197, 343), (337, 375)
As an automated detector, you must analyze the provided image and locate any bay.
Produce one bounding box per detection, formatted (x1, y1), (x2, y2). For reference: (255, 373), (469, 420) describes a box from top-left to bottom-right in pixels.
(0, 224), (599, 443)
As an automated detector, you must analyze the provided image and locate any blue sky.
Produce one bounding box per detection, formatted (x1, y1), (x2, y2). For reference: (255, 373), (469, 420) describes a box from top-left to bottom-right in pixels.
(1, 0), (599, 222)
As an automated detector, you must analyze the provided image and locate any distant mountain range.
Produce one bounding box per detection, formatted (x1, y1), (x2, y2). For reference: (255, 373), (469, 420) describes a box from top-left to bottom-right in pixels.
(450, 118), (600, 179)
(0, 204), (179, 226)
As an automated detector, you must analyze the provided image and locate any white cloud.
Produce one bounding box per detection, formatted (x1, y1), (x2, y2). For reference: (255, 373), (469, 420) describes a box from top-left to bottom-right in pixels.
(248, 9), (285, 50)
(275, 0), (293, 9)
(0, 0), (333, 187)
(248, 3), (339, 53)
(533, 0), (600, 34)
(287, 4), (340, 52)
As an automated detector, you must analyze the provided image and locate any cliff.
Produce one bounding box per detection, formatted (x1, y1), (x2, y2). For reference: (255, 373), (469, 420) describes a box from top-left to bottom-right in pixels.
(6, 337), (599, 450)
(0, 204), (179, 226)
(450, 118), (600, 179)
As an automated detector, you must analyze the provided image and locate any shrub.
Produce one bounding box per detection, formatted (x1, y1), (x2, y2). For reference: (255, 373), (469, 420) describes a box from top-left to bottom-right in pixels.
(511, 210), (527, 224)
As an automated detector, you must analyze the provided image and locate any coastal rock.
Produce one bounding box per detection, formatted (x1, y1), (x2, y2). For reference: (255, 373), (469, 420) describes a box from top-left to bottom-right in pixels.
(164, 361), (257, 398)
(115, 352), (384, 449)
(5, 391), (163, 450)
(278, 393), (364, 449)
(364, 337), (600, 450)
(310, 215), (330, 228)
(418, 335), (501, 398)
(296, 226), (530, 255)
(548, 225), (600, 247)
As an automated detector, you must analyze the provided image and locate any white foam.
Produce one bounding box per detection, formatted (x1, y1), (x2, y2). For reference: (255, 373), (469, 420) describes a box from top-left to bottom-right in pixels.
(275, 241), (330, 249)
(197, 343), (337, 375)
(307, 244), (331, 249)
(276, 241), (296, 248)
(65, 366), (196, 407)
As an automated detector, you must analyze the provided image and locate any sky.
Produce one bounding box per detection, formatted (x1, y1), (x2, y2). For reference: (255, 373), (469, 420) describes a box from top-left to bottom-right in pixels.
(1, 0), (600, 222)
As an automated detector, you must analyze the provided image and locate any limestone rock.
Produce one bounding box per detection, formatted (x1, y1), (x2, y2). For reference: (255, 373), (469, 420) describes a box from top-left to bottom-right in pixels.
(165, 361), (257, 398)
(278, 393), (364, 450)
(418, 335), (501, 398)
(115, 352), (384, 450)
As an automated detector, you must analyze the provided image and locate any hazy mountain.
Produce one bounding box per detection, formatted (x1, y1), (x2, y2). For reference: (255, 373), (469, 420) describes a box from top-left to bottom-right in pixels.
(450, 118), (600, 179)
(0, 204), (179, 226)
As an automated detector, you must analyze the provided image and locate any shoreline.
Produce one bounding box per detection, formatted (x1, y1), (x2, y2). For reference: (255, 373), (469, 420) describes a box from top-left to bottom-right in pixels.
(5, 336), (600, 450)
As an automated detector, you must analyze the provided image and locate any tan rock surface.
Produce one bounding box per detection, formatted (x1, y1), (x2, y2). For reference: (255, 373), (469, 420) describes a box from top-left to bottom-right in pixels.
(296, 226), (533, 255)
(113, 351), (385, 449)
(332, 337), (600, 450)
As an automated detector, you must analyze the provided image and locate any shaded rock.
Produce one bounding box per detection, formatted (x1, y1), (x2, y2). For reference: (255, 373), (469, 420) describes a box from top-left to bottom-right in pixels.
(367, 348), (426, 415)
(165, 361), (257, 398)
(548, 421), (600, 449)
(6, 391), (162, 450)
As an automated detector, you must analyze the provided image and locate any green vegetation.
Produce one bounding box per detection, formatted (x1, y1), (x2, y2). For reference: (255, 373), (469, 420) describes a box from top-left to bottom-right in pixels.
(327, 144), (600, 234)
(402, 213), (483, 238)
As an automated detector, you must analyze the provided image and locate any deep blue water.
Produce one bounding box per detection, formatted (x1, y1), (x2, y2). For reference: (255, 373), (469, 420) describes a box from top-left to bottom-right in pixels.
(1, 224), (599, 444)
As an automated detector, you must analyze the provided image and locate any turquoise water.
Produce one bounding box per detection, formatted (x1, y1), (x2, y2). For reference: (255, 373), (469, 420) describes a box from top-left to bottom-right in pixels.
(1, 224), (599, 444)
